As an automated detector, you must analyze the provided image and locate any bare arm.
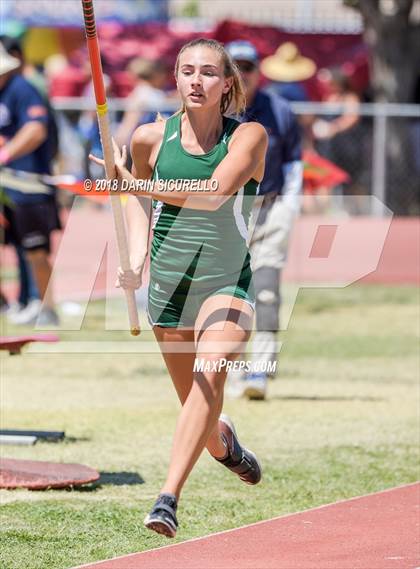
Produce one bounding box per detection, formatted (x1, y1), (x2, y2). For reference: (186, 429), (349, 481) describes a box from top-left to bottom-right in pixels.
(330, 94), (360, 134)
(313, 94), (360, 140)
(91, 122), (267, 210)
(129, 121), (268, 210)
(126, 192), (151, 273)
(206, 122), (267, 206)
(125, 130), (154, 272)
(1, 122), (47, 162)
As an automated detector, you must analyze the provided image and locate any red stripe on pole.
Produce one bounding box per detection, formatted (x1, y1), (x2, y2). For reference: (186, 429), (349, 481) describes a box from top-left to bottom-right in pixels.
(86, 37), (107, 106)
(81, 0), (106, 105)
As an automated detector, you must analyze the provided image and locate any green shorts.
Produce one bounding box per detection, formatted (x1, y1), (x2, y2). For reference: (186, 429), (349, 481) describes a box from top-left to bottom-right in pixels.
(147, 270), (255, 328)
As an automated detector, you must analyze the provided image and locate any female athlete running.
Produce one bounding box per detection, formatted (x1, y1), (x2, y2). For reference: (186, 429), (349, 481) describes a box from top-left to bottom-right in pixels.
(91, 38), (267, 538)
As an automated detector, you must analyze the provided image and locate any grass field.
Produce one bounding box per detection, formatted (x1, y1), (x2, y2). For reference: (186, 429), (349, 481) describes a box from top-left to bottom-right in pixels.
(0, 284), (419, 569)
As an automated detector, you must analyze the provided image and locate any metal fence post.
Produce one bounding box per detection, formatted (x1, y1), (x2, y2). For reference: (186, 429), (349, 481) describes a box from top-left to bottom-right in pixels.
(53, 99), (419, 215)
(372, 106), (388, 217)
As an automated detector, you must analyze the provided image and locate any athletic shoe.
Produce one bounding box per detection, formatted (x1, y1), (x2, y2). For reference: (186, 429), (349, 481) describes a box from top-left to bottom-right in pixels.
(10, 301), (60, 327)
(216, 414), (262, 485)
(1, 301), (22, 316)
(36, 308), (60, 327)
(144, 493), (178, 538)
(225, 374), (247, 399)
(8, 299), (42, 324)
(243, 372), (267, 400)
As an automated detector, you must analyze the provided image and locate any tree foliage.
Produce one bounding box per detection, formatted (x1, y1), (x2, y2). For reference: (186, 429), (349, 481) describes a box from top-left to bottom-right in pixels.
(344, 0), (420, 102)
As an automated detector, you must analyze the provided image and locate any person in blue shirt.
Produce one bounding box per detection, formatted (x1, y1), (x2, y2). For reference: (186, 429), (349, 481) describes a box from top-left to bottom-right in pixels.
(0, 42), (60, 326)
(226, 40), (303, 400)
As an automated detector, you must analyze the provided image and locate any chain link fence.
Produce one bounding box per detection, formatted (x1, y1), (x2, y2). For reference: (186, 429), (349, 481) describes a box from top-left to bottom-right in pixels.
(290, 102), (420, 216)
(52, 98), (420, 216)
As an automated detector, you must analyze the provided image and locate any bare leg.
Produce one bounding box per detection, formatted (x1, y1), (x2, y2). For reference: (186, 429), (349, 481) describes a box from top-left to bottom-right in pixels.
(157, 295), (253, 499)
(154, 326), (227, 459)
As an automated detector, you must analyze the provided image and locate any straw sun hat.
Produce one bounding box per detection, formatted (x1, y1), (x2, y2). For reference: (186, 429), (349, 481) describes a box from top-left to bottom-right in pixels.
(261, 42), (316, 82)
(0, 43), (20, 76)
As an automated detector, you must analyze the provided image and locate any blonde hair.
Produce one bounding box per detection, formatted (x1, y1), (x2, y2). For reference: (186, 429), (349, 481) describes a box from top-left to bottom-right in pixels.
(174, 38), (246, 116)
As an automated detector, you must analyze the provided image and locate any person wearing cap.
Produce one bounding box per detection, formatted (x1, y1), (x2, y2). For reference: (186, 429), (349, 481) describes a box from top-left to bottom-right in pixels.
(261, 42), (316, 102)
(0, 41), (60, 326)
(226, 40), (303, 400)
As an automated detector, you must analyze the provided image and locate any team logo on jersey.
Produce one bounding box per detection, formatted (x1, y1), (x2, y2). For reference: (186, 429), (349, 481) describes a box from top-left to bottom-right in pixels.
(27, 105), (47, 119)
(166, 132), (178, 142)
(0, 104), (11, 128)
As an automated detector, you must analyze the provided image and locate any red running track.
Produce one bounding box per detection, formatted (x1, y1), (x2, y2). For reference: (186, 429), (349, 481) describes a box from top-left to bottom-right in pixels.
(1, 214), (419, 304)
(74, 483), (420, 569)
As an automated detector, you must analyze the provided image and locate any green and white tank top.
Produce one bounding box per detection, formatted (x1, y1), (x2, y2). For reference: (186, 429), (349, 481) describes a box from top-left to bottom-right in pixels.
(150, 112), (259, 287)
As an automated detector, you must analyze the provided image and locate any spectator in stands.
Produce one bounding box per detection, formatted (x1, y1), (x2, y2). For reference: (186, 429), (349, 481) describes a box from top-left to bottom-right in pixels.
(0, 180), (39, 316)
(225, 40), (303, 400)
(0, 36), (40, 318)
(312, 68), (364, 212)
(115, 58), (175, 148)
(261, 41), (316, 175)
(0, 43), (60, 326)
(0, 34), (48, 97)
(261, 42), (316, 102)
